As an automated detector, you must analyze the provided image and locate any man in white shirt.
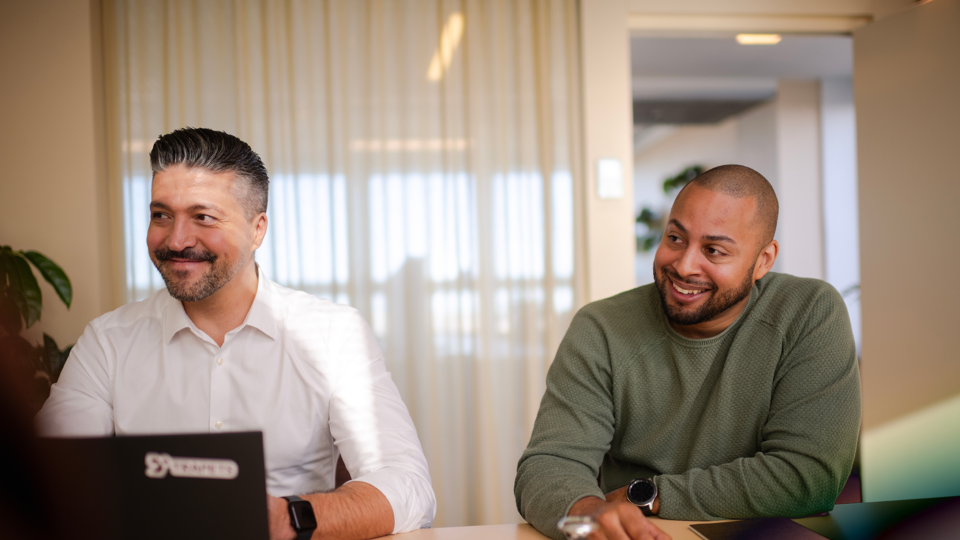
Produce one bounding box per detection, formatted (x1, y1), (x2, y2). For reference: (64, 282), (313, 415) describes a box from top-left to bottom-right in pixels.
(36, 127), (436, 540)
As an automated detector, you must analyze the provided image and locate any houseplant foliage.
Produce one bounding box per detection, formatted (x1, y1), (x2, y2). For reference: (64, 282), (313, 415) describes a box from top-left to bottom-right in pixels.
(635, 165), (704, 252)
(0, 245), (74, 412)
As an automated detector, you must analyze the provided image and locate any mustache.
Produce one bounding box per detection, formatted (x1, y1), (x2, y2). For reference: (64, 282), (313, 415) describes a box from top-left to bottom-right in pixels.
(660, 267), (714, 291)
(153, 247), (217, 263)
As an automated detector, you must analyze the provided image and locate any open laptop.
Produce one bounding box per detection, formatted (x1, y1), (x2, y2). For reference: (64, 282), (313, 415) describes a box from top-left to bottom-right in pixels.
(37, 432), (269, 540)
(689, 496), (960, 540)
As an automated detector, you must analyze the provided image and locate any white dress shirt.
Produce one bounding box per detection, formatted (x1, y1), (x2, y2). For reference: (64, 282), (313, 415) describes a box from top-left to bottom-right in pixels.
(36, 269), (436, 533)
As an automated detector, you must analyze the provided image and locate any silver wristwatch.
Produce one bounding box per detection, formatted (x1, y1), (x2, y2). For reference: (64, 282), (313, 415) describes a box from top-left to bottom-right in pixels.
(625, 478), (657, 516)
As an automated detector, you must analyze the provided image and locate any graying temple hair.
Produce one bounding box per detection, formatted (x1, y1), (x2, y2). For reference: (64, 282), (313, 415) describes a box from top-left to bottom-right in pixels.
(149, 127), (269, 219)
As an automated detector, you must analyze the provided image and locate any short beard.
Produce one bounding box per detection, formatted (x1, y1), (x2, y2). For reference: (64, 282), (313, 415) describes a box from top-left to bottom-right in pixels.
(654, 262), (755, 327)
(152, 247), (240, 302)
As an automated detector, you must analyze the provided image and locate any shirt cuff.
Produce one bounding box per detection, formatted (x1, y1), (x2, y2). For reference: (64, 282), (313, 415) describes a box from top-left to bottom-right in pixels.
(349, 468), (436, 533)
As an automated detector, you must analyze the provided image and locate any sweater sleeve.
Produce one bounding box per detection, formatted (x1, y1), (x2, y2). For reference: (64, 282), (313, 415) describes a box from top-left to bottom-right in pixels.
(655, 286), (862, 520)
(514, 308), (615, 540)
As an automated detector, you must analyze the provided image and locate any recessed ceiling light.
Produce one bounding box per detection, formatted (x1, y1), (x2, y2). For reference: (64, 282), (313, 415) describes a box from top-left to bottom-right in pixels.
(736, 34), (782, 45)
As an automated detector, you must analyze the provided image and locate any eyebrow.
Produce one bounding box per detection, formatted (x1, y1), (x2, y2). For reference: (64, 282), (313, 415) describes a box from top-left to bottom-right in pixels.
(667, 219), (737, 245)
(149, 201), (226, 214)
(703, 234), (737, 244)
(668, 219), (687, 233)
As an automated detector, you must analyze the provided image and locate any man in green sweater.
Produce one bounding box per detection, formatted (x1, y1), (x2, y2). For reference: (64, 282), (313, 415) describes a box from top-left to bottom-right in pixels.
(515, 165), (860, 540)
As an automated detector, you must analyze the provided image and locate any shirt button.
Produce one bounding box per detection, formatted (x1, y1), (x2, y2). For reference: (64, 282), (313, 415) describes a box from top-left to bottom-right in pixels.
(217, 357), (224, 365)
(215, 421), (223, 429)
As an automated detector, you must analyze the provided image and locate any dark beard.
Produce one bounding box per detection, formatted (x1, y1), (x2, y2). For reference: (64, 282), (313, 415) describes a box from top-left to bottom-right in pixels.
(152, 247), (234, 302)
(654, 262), (754, 327)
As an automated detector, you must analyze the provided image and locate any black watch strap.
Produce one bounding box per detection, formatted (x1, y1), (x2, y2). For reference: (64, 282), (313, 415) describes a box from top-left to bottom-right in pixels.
(282, 496), (317, 540)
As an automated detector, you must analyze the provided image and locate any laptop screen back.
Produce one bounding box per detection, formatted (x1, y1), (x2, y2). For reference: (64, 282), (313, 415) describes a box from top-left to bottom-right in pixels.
(38, 432), (269, 540)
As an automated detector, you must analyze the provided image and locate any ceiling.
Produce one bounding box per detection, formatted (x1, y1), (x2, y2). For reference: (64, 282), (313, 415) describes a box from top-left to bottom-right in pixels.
(631, 34), (853, 102)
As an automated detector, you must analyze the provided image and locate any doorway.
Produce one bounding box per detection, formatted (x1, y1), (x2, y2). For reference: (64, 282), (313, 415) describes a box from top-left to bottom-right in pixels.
(630, 32), (861, 350)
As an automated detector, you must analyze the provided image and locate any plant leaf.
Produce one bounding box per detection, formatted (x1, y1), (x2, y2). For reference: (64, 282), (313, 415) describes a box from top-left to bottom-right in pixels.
(5, 288), (29, 330)
(59, 344), (74, 364)
(24, 250), (72, 308)
(4, 248), (26, 322)
(43, 333), (59, 371)
(8, 254), (42, 327)
(0, 247), (10, 289)
(0, 291), (22, 334)
(53, 344), (73, 383)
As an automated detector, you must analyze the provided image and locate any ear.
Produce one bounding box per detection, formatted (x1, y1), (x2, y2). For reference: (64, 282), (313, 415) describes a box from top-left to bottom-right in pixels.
(752, 239), (779, 281)
(251, 212), (268, 251)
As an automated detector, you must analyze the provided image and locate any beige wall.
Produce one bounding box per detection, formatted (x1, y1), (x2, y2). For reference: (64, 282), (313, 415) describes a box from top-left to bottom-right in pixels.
(0, 0), (116, 348)
(855, 0), (960, 500)
(579, 0), (637, 302)
(627, 0), (914, 19)
(625, 0), (917, 36)
(736, 102), (779, 189)
(855, 0), (960, 433)
(774, 80), (824, 281)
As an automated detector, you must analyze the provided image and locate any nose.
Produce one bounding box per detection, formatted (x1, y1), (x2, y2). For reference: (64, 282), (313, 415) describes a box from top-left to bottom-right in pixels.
(166, 217), (197, 252)
(672, 244), (702, 280)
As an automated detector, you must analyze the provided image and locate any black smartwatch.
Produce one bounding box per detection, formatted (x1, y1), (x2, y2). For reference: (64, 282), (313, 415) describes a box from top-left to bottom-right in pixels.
(282, 496), (317, 540)
(625, 478), (658, 516)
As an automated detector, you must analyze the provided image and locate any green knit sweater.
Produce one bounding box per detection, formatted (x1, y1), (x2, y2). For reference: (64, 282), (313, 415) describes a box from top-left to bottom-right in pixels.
(515, 272), (861, 539)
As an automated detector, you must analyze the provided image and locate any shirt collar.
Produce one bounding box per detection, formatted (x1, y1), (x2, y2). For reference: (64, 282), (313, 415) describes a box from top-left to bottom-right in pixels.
(161, 265), (281, 344)
(161, 290), (194, 344)
(242, 266), (280, 341)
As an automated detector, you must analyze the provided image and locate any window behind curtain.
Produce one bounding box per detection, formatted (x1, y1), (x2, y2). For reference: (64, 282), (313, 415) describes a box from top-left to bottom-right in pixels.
(104, 0), (584, 526)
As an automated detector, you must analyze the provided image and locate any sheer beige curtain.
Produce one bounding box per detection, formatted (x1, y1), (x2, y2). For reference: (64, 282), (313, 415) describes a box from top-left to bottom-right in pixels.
(104, 0), (584, 526)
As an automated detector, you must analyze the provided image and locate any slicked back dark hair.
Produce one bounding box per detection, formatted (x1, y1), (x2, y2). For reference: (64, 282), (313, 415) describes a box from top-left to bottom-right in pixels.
(149, 127), (269, 219)
(678, 164), (779, 248)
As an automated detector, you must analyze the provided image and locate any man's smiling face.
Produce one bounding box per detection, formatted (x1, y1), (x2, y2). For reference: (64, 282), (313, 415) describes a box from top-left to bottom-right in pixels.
(653, 184), (774, 338)
(147, 164), (264, 303)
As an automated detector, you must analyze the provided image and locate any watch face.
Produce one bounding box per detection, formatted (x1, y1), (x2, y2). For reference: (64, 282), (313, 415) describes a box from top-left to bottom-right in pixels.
(627, 479), (657, 506)
(290, 500), (317, 530)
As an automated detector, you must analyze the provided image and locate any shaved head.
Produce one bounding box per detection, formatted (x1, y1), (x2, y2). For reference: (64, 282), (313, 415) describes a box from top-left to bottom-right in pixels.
(677, 164), (779, 248)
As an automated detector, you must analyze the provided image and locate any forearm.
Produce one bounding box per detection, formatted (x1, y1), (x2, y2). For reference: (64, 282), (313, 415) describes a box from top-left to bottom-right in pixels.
(655, 450), (849, 520)
(515, 455), (606, 540)
(311, 482), (393, 539)
(272, 482), (393, 540)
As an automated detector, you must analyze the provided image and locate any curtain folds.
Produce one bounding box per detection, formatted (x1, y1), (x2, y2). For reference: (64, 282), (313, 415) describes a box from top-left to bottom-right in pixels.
(104, 0), (584, 526)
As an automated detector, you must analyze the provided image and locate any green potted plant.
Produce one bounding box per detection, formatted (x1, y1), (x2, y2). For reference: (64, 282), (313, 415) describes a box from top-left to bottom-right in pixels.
(0, 245), (73, 413)
(636, 165), (704, 252)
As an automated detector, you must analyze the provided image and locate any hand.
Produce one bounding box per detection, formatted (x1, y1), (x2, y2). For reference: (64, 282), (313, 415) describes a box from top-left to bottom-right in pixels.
(604, 487), (661, 514)
(267, 494), (297, 540)
(568, 497), (670, 540)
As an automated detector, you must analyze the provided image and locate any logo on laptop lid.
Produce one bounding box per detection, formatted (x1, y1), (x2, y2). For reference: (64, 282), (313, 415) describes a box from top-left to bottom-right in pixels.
(144, 452), (239, 480)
